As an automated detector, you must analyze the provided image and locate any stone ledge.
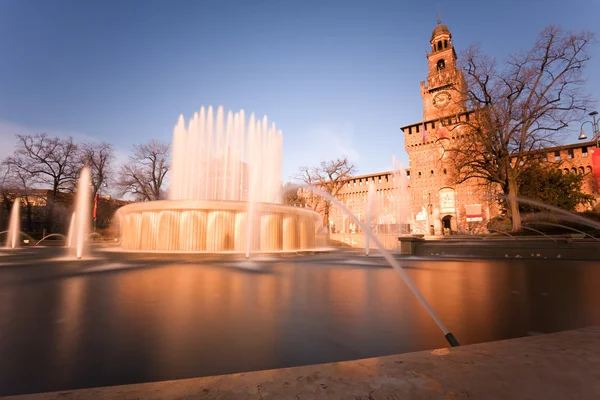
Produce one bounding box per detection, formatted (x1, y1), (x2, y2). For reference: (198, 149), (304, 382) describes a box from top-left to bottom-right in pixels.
(5, 326), (600, 400)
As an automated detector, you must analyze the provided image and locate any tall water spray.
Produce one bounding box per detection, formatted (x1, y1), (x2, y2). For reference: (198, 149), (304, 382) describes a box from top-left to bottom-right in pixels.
(392, 156), (410, 234)
(117, 106), (319, 253)
(365, 182), (377, 256)
(170, 106), (283, 203)
(5, 198), (20, 249)
(68, 167), (92, 259)
(66, 213), (75, 248)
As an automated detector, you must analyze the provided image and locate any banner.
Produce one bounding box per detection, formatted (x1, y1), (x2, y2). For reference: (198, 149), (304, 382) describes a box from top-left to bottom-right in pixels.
(592, 148), (600, 191)
(93, 194), (99, 219)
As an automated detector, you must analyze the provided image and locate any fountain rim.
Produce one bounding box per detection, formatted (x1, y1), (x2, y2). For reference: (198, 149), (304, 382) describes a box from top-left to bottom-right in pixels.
(116, 199), (321, 221)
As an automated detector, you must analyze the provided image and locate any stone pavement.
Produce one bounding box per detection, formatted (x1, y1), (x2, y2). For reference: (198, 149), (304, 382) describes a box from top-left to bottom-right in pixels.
(5, 326), (600, 400)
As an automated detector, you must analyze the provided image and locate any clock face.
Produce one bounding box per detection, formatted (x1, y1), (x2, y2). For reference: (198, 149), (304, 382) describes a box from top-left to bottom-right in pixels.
(432, 91), (451, 108)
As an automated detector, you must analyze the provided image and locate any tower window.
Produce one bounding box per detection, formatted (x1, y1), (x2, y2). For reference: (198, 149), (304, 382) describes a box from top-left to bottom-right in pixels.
(437, 59), (445, 71)
(444, 40), (448, 48)
(437, 41), (442, 51)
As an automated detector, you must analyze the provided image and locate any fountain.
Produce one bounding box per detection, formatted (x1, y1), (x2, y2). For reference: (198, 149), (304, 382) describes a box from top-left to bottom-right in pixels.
(5, 197), (20, 249)
(365, 182), (377, 256)
(67, 167), (92, 259)
(117, 106), (320, 253)
(392, 156), (410, 234)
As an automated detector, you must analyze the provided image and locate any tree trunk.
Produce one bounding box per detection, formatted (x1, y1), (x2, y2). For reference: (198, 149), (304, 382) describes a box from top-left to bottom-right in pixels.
(324, 207), (330, 233)
(508, 177), (521, 232)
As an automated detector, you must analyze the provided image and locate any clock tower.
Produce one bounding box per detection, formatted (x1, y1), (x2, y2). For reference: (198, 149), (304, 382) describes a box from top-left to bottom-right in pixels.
(420, 16), (466, 121)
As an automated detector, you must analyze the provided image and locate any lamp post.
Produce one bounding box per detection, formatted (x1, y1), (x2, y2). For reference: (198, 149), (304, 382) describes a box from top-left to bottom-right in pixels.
(579, 111), (599, 147)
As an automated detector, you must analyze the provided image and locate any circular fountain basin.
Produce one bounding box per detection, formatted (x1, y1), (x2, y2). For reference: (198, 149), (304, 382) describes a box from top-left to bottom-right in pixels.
(117, 200), (320, 253)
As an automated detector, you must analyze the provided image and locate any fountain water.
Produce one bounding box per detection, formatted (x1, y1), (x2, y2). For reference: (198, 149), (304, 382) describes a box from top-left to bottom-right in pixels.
(392, 156), (410, 234)
(66, 213), (75, 247)
(67, 167), (92, 259)
(365, 182), (377, 256)
(117, 106), (319, 253)
(5, 198), (20, 249)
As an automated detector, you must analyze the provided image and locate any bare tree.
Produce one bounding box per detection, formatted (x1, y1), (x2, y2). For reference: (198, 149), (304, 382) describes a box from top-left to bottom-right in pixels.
(295, 157), (356, 231)
(117, 140), (170, 201)
(3, 133), (80, 232)
(282, 181), (306, 207)
(444, 26), (595, 231)
(0, 163), (42, 232)
(80, 141), (115, 197)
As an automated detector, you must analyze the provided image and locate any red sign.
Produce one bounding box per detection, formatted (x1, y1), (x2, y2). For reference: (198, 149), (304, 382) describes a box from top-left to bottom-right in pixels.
(592, 148), (600, 191)
(93, 194), (99, 219)
(592, 148), (600, 177)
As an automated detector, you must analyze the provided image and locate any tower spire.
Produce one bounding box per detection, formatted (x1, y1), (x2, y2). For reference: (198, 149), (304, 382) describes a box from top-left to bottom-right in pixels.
(437, 12), (441, 25)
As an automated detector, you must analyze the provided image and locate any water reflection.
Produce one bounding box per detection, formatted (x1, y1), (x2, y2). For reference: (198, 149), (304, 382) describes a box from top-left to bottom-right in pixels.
(0, 257), (599, 396)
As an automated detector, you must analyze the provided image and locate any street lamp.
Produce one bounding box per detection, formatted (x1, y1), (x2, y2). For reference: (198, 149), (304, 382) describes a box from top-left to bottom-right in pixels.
(579, 111), (599, 147)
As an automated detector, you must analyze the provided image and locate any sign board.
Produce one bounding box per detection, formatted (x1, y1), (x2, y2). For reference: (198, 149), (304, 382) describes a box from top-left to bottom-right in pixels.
(439, 188), (455, 214)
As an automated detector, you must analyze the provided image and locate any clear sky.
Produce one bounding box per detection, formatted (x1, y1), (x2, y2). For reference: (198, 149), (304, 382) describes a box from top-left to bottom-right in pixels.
(1, 0), (599, 183)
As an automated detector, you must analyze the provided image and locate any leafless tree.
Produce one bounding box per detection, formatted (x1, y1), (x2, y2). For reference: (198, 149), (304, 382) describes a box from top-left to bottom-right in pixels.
(3, 133), (80, 232)
(80, 141), (115, 197)
(282, 181), (306, 207)
(0, 163), (44, 232)
(295, 157), (356, 232)
(444, 26), (595, 231)
(117, 140), (170, 201)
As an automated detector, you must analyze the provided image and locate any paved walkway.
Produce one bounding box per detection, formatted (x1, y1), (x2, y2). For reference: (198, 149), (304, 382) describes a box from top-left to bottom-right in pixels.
(5, 326), (600, 399)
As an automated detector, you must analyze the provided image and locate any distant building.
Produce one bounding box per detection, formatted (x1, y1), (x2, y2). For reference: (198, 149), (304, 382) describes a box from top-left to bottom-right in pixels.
(0, 189), (132, 237)
(325, 18), (599, 237)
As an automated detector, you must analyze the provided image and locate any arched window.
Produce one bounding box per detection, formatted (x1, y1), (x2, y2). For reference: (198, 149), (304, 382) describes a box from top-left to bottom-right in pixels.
(437, 41), (442, 51)
(579, 166), (585, 175)
(444, 40), (448, 48)
(586, 166), (593, 174)
(437, 59), (445, 71)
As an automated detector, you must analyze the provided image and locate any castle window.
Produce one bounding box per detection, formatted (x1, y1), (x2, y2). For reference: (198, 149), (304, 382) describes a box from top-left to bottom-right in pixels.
(437, 59), (445, 71)
(568, 148), (574, 159)
(582, 146), (588, 157)
(430, 170), (434, 175)
(444, 39), (448, 48)
(418, 172), (422, 177)
(443, 168), (447, 174)
(406, 171), (410, 179)
(579, 167), (585, 175)
(554, 151), (560, 161)
(437, 41), (442, 51)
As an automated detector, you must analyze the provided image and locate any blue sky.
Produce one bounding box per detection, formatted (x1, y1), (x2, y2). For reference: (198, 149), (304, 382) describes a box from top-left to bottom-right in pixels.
(1, 0), (599, 183)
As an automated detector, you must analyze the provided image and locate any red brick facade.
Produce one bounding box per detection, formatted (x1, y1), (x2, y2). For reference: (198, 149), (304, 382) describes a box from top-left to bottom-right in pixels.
(326, 20), (598, 236)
